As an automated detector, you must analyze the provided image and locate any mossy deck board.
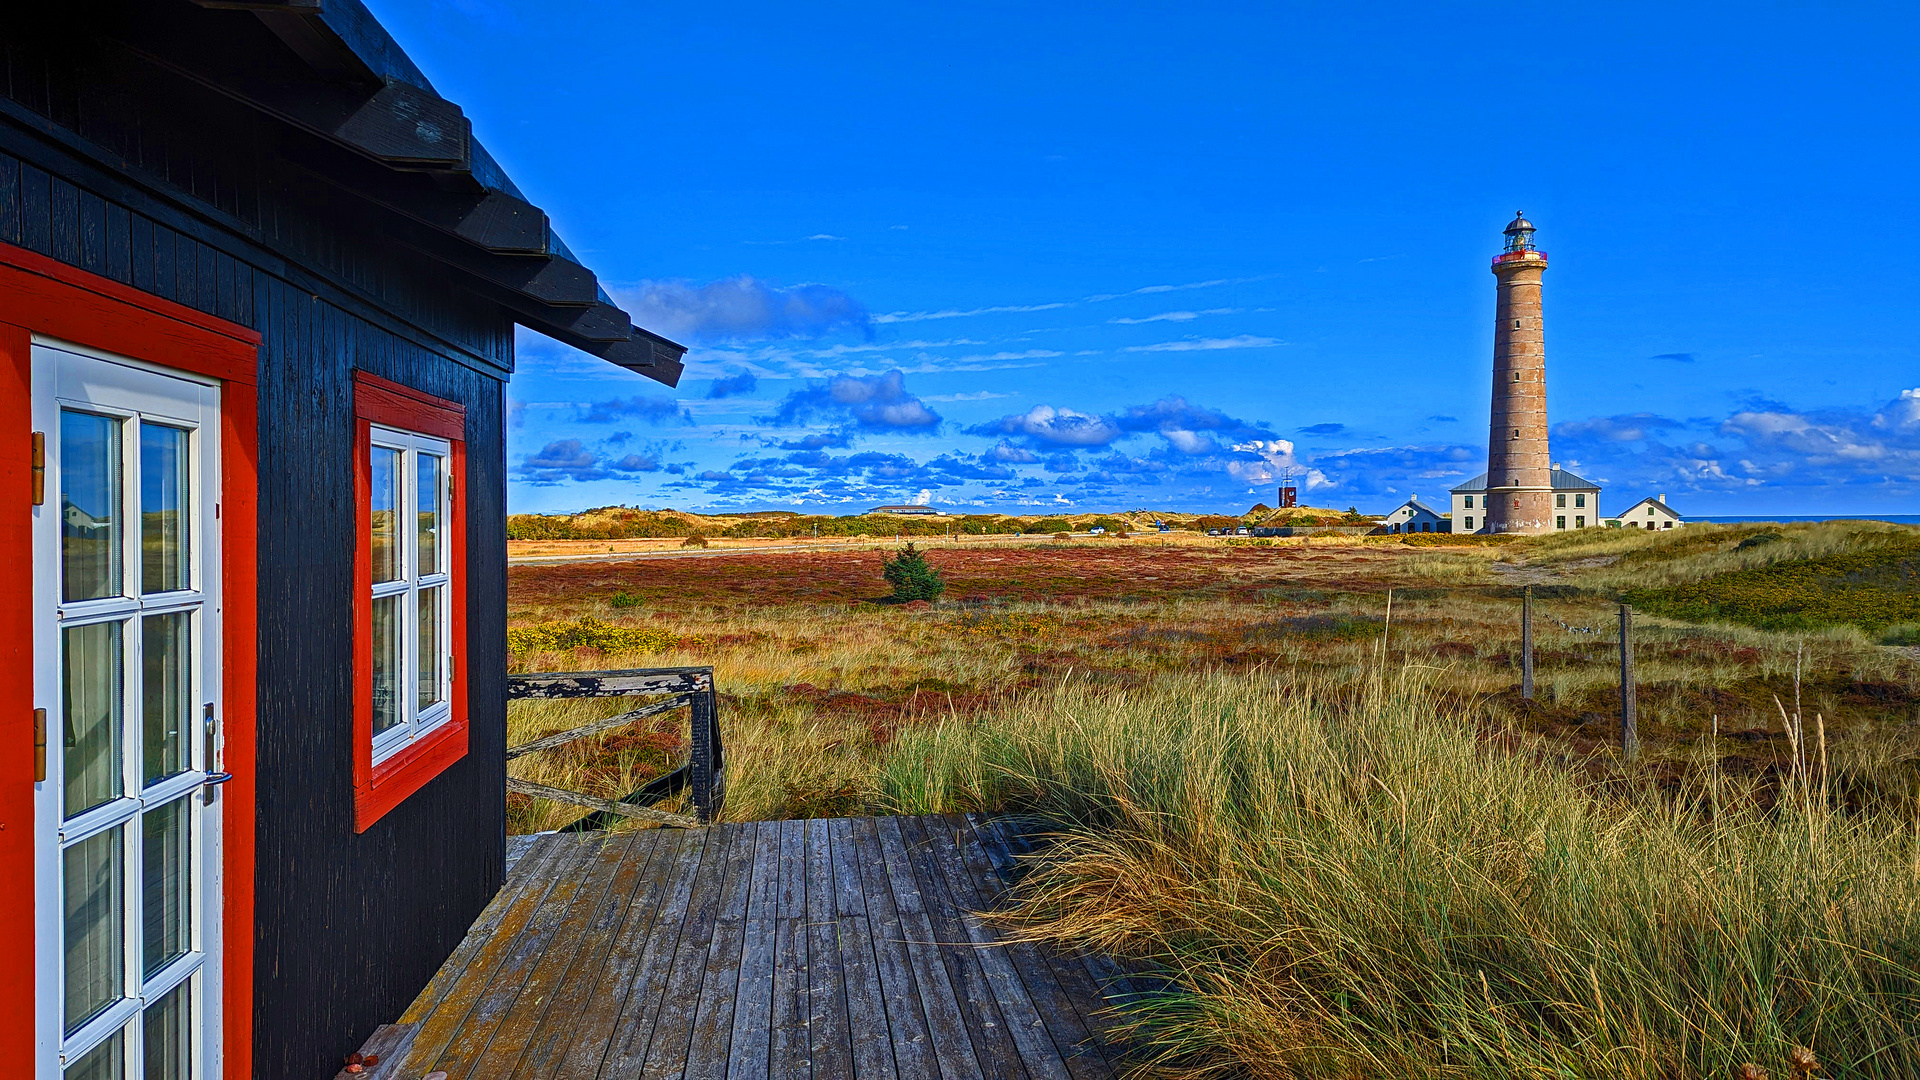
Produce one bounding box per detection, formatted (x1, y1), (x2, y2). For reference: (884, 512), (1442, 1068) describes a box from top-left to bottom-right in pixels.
(379, 816), (1127, 1079)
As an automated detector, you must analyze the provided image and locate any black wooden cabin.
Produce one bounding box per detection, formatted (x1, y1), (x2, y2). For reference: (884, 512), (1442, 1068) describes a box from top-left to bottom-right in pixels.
(0, 3), (682, 1077)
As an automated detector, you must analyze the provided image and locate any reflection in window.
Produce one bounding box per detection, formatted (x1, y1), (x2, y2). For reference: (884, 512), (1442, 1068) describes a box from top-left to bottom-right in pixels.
(144, 981), (191, 1080)
(142, 612), (190, 785)
(64, 1030), (123, 1080)
(142, 796), (191, 978)
(64, 621), (124, 819)
(63, 825), (123, 1034)
(62, 410), (121, 602)
(140, 423), (191, 594)
(371, 446), (401, 583)
(372, 594), (402, 737)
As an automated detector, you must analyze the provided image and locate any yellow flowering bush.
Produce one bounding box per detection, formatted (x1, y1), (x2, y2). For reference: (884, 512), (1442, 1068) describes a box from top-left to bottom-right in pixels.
(507, 617), (685, 655)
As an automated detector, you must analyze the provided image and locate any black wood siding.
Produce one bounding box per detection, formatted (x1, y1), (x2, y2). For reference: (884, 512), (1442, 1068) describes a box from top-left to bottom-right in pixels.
(1, 15), (513, 1078)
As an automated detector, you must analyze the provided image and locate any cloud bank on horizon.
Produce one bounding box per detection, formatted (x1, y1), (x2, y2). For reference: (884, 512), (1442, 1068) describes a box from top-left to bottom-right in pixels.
(509, 272), (1920, 516)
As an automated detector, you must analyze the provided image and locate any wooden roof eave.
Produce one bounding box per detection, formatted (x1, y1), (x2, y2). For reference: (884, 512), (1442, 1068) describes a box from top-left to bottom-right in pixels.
(165, 0), (687, 386)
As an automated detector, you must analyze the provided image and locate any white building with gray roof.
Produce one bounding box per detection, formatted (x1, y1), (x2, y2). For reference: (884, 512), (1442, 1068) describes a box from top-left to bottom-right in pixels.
(1381, 497), (1449, 534)
(1450, 463), (1601, 533)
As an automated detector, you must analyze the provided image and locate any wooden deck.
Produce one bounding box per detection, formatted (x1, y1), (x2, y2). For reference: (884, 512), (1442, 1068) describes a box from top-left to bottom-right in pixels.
(354, 815), (1136, 1080)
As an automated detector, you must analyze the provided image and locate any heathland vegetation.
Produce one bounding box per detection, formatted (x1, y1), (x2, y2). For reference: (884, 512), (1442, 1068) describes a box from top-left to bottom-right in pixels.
(505, 503), (1369, 541)
(504, 520), (1920, 1077)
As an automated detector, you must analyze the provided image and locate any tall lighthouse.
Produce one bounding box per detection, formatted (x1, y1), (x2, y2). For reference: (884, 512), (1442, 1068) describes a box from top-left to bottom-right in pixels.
(1483, 212), (1552, 534)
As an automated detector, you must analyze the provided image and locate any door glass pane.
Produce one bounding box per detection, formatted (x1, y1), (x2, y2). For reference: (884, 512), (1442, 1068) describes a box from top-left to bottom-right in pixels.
(417, 453), (441, 576)
(65, 1029), (123, 1080)
(142, 796), (191, 978)
(370, 446), (401, 583)
(64, 621), (125, 819)
(61, 410), (122, 602)
(140, 423), (191, 594)
(417, 586), (442, 711)
(372, 594), (402, 737)
(64, 826), (124, 1033)
(142, 613), (191, 786)
(144, 980), (191, 1080)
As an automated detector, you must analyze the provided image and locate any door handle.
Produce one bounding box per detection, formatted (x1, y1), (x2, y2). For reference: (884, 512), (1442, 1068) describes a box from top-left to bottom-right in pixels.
(202, 702), (229, 803)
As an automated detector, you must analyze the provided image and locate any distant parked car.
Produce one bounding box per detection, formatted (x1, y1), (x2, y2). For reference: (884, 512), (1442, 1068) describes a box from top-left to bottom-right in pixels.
(1088, 526), (1106, 535)
(1235, 527), (1249, 535)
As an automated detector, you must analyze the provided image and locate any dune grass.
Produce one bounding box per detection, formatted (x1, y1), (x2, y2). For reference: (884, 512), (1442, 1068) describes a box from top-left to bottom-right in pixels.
(875, 670), (1920, 1078)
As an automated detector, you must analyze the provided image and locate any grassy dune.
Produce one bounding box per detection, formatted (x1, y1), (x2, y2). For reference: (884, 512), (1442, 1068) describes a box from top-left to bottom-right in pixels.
(879, 672), (1920, 1078)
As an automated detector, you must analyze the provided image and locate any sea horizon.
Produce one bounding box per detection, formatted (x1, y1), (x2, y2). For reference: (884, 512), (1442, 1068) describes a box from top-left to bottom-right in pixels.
(1690, 514), (1920, 525)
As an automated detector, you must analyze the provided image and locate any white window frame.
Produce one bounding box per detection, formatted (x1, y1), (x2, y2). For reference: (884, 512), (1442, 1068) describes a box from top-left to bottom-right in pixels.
(368, 425), (453, 765)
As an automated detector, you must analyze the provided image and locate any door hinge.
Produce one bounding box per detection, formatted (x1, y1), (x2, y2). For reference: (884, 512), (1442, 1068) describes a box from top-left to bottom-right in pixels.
(30, 432), (45, 506)
(33, 708), (46, 782)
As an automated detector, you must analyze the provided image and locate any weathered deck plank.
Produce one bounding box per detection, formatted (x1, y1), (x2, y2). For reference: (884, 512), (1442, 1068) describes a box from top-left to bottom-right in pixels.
(381, 817), (1129, 1080)
(896, 815), (1029, 1080)
(510, 832), (664, 1080)
(684, 821), (760, 1080)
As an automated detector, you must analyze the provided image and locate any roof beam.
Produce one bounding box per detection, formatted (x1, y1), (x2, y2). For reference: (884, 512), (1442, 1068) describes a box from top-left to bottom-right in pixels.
(282, 145), (548, 254)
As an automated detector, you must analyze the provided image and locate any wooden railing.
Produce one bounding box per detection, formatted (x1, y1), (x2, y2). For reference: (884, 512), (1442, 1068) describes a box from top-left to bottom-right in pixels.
(504, 665), (725, 829)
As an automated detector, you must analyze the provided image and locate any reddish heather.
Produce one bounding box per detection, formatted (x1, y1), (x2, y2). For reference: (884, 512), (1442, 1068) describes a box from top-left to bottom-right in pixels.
(509, 542), (1405, 608)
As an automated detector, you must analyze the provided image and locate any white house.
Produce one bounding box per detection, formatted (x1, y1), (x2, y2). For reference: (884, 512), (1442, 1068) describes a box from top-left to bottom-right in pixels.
(1381, 497), (1449, 534)
(1608, 494), (1684, 530)
(1451, 463), (1602, 533)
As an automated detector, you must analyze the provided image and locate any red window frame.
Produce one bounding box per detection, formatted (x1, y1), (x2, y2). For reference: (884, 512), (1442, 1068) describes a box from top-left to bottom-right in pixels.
(0, 240), (259, 1080)
(351, 371), (468, 832)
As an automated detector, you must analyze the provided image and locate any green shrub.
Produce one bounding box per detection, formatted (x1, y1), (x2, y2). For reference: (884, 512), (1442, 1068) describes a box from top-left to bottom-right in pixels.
(1881, 623), (1920, 646)
(608, 591), (642, 609)
(882, 543), (945, 602)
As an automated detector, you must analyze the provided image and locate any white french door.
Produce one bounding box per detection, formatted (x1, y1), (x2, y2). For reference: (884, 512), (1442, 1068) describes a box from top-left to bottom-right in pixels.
(31, 340), (224, 1080)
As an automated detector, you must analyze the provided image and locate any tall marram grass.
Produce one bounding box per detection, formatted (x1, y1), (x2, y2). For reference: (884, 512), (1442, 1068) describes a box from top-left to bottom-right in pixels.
(878, 672), (1920, 1078)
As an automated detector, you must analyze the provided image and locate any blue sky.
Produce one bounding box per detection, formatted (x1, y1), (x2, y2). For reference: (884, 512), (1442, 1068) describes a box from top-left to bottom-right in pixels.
(373, 1), (1920, 516)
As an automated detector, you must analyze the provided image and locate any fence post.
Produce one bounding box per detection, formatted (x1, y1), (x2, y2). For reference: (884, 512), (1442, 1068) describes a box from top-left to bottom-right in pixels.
(1520, 585), (1534, 700)
(1619, 603), (1638, 763)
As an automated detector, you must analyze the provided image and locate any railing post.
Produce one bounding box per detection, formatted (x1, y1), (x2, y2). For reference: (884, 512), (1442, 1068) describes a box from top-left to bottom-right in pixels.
(688, 681), (725, 824)
(1520, 585), (1534, 700)
(1619, 603), (1638, 763)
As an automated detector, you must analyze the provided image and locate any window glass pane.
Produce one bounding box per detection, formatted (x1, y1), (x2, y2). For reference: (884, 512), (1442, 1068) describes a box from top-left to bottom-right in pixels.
(64, 825), (124, 1034)
(370, 446), (401, 583)
(142, 613), (190, 786)
(142, 796), (191, 979)
(417, 453), (442, 577)
(417, 586), (442, 712)
(64, 621), (124, 819)
(62, 410), (122, 602)
(140, 423), (190, 594)
(143, 981), (190, 1080)
(372, 594), (402, 737)
(65, 1029), (123, 1080)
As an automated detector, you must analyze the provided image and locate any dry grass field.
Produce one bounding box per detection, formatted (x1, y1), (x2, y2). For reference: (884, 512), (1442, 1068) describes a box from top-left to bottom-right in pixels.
(503, 522), (1920, 1077)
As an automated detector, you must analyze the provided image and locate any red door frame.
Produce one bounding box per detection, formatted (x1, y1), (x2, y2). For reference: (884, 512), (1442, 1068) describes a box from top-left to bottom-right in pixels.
(0, 241), (259, 1080)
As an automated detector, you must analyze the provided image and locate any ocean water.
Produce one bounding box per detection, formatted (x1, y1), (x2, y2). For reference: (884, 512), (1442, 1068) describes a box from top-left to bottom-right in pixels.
(1689, 515), (1920, 525)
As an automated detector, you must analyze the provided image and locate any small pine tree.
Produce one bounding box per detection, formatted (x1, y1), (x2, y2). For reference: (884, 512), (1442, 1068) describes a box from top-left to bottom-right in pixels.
(882, 543), (944, 602)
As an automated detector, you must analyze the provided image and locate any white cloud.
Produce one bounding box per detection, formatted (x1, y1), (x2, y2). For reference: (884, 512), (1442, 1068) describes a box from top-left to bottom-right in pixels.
(1123, 335), (1283, 353)
(873, 303), (1069, 324)
(1108, 308), (1239, 325)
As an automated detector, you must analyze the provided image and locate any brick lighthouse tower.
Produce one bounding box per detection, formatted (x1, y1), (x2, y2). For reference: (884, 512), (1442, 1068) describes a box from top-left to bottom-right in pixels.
(1483, 212), (1552, 534)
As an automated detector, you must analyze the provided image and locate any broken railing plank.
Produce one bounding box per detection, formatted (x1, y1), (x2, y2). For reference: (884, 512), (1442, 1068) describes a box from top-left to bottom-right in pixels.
(506, 777), (700, 829)
(506, 695), (691, 760)
(507, 667), (712, 700)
